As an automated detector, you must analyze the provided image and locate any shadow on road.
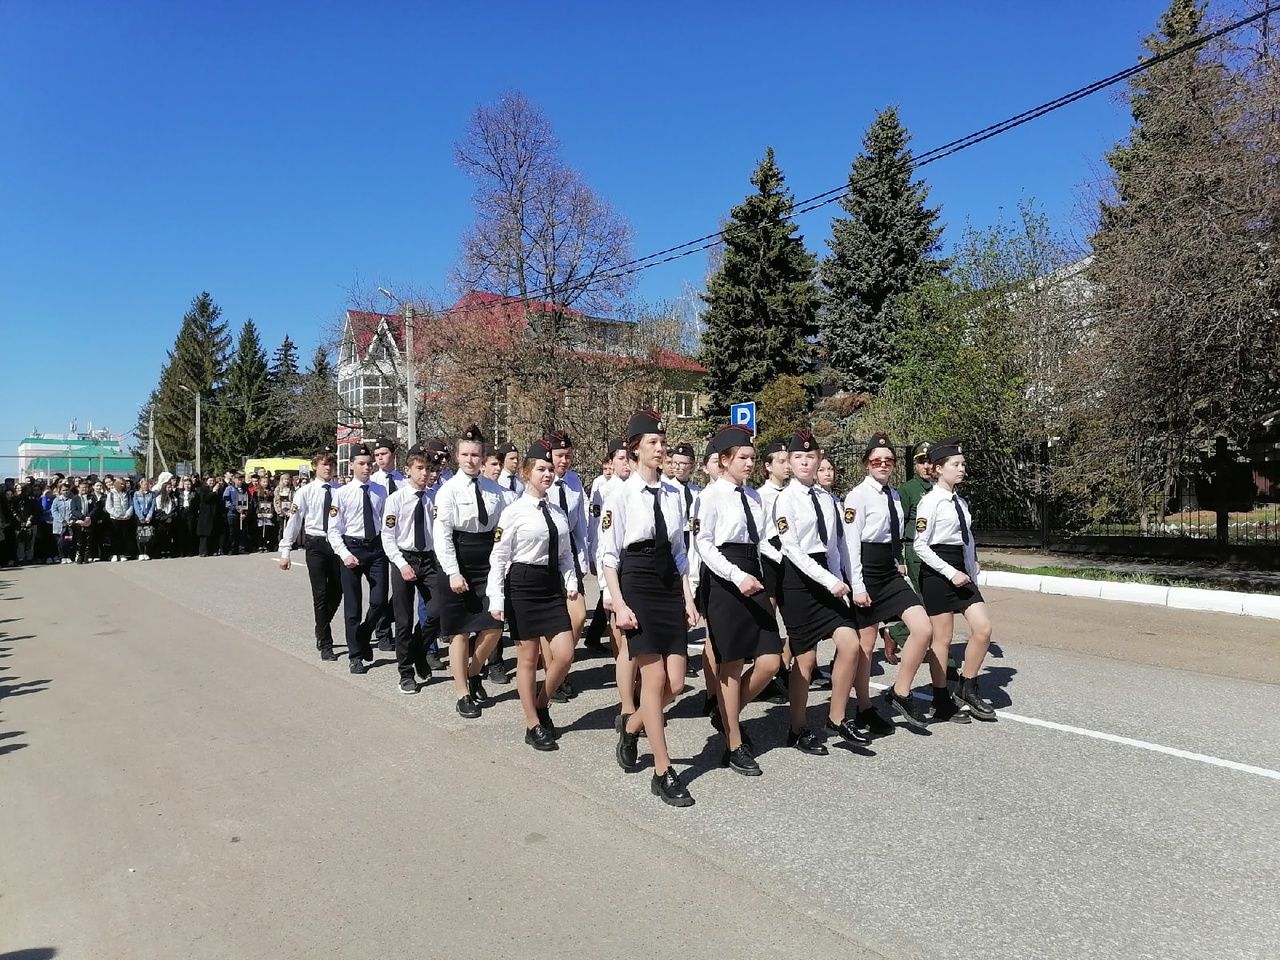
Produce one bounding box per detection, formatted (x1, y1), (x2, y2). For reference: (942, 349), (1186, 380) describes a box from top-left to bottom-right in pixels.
(0, 949), (59, 959)
(0, 577), (48, 758)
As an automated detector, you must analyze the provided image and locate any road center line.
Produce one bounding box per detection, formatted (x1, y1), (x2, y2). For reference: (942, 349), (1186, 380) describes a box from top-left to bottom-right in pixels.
(867, 682), (1280, 782)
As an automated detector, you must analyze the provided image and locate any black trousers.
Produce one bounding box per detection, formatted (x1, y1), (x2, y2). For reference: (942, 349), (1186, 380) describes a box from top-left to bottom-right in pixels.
(340, 537), (388, 661)
(304, 536), (343, 651)
(392, 550), (436, 680)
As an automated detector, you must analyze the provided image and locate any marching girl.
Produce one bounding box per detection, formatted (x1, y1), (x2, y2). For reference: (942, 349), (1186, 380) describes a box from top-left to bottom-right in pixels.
(772, 429), (862, 756)
(697, 440), (724, 715)
(695, 426), (785, 777)
(487, 440), (581, 751)
(601, 411), (698, 808)
(843, 433), (933, 733)
(583, 439), (627, 653)
(913, 439), (996, 721)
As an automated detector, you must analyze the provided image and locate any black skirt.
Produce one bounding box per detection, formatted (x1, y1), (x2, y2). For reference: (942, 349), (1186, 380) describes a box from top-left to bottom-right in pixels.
(437, 531), (502, 636)
(779, 551), (859, 654)
(760, 551), (782, 599)
(619, 541), (686, 657)
(859, 542), (921, 625)
(705, 543), (783, 663)
(505, 563), (570, 641)
(920, 543), (985, 615)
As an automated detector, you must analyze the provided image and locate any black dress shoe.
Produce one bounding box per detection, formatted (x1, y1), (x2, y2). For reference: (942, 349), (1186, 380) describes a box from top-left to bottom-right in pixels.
(468, 675), (489, 706)
(826, 717), (872, 746)
(856, 706), (897, 737)
(348, 658), (367, 675)
(456, 695), (481, 719)
(616, 730), (640, 771)
(561, 676), (577, 700)
(956, 677), (997, 721)
(787, 727), (829, 756)
(399, 677), (419, 695)
(377, 637), (394, 653)
(414, 660), (432, 682)
(424, 652), (447, 671)
(487, 660), (510, 685)
(319, 648), (337, 662)
(549, 685), (569, 704)
(651, 768), (694, 807)
(886, 689), (931, 731)
(525, 725), (558, 751)
(931, 690), (971, 724)
(536, 706), (558, 739)
(721, 744), (762, 776)
(614, 711), (631, 734)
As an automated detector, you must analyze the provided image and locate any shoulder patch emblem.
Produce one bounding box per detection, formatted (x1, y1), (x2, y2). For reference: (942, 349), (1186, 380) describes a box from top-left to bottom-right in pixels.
(590, 502), (601, 517)
(776, 516), (789, 534)
(431, 504), (438, 520)
(691, 517), (701, 536)
(328, 506), (338, 517)
(601, 510), (612, 531)
(385, 515), (396, 528)
(291, 503), (299, 514)
(915, 517), (928, 533)
(493, 527), (503, 543)
(844, 507), (855, 524)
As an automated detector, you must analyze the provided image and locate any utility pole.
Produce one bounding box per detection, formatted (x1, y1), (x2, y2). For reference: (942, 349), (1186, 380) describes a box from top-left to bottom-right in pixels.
(147, 408), (155, 478)
(194, 392), (202, 476)
(404, 304), (416, 450)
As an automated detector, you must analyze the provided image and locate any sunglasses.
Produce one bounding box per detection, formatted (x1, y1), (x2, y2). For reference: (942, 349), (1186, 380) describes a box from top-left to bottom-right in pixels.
(867, 457), (897, 468)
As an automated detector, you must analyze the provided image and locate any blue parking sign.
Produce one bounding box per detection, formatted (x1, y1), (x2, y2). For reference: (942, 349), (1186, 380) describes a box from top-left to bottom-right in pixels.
(730, 401), (756, 435)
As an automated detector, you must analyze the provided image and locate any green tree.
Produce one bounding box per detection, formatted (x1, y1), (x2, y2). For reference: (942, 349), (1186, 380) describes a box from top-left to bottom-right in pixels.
(820, 107), (944, 395)
(267, 334), (302, 452)
(697, 148), (819, 423)
(211, 319), (272, 464)
(755, 374), (811, 452)
(292, 346), (338, 452)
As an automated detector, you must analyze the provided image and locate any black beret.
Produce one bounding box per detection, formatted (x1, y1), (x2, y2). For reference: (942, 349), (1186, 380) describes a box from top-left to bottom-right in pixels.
(373, 437), (397, 453)
(625, 409), (665, 440)
(350, 443), (373, 459)
(312, 446), (336, 460)
(759, 439), (786, 459)
(545, 431), (573, 450)
(461, 424), (486, 445)
(406, 444), (426, 458)
(496, 442), (518, 458)
(787, 429), (818, 453)
(672, 442), (695, 459)
(525, 439), (554, 463)
(606, 438), (626, 456)
(709, 425), (754, 454)
(928, 438), (964, 465)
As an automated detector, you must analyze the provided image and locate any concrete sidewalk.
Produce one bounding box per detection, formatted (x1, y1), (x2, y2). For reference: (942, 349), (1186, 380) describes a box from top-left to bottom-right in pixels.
(984, 547), (1280, 591)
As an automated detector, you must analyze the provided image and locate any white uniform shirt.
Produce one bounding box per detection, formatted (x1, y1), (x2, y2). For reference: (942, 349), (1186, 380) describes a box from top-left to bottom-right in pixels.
(497, 469), (525, 496)
(279, 478), (340, 557)
(485, 493), (576, 608)
(381, 484), (437, 571)
(327, 479), (388, 561)
(432, 471), (517, 577)
(599, 472), (689, 576)
(773, 478), (848, 593)
(757, 479), (786, 537)
(591, 473), (627, 602)
(371, 468), (406, 495)
(841, 475), (905, 595)
(914, 486), (979, 582)
(694, 477), (781, 590)
(549, 471), (589, 576)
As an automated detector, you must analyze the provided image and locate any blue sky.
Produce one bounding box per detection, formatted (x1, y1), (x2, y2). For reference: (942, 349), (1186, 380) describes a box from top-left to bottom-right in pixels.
(0, 0), (1171, 463)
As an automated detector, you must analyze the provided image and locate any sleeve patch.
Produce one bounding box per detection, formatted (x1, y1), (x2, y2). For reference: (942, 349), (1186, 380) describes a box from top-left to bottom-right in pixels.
(844, 507), (855, 524)
(385, 514), (396, 528)
(291, 503), (299, 514)
(431, 504), (438, 520)
(915, 517), (928, 533)
(493, 527), (503, 542)
(601, 510), (612, 531)
(590, 503), (602, 517)
(776, 516), (789, 534)
(328, 506), (338, 517)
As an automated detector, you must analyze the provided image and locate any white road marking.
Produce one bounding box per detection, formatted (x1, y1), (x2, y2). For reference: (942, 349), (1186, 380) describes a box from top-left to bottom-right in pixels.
(868, 682), (1280, 782)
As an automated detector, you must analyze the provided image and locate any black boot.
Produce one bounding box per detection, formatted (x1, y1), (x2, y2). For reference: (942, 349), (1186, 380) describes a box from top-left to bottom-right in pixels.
(956, 676), (997, 721)
(616, 729), (640, 771)
(651, 768), (694, 807)
(525, 725), (558, 751)
(931, 686), (971, 724)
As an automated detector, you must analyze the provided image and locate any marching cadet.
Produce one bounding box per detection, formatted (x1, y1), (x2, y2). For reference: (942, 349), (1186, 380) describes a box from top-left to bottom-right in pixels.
(418, 440), (452, 672)
(370, 437), (406, 653)
(697, 438), (723, 718)
(277, 448), (343, 661)
(583, 439), (628, 652)
(496, 442), (525, 495)
(914, 438), (997, 721)
(487, 439), (579, 751)
(817, 455), (837, 494)
(482, 442), (514, 686)
(432, 425), (517, 718)
(603, 410), (698, 808)
(882, 442), (933, 666)
(545, 431), (588, 698)
(481, 446), (503, 482)
(695, 425), (784, 777)
(327, 443), (390, 675)
(756, 439), (792, 702)
(594, 442), (643, 727)
(668, 441), (703, 677)
(844, 433), (933, 732)
(772, 430), (865, 754)
(381, 445), (438, 695)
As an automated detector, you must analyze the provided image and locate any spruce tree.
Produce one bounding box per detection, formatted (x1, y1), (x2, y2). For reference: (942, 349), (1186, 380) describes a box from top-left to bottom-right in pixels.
(698, 148), (819, 422)
(819, 108), (944, 394)
(267, 335), (302, 452)
(294, 346), (338, 451)
(212, 320), (272, 464)
(269, 334), (300, 384)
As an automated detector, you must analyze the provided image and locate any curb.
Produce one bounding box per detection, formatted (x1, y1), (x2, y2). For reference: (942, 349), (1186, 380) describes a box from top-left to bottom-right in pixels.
(977, 570), (1280, 621)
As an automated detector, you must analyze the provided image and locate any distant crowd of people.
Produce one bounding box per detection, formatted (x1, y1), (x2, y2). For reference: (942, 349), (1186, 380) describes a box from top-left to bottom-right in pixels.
(0, 468), (310, 565)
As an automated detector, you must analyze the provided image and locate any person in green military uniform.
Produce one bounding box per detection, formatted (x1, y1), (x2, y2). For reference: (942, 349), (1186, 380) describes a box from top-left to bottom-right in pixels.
(883, 441), (935, 665)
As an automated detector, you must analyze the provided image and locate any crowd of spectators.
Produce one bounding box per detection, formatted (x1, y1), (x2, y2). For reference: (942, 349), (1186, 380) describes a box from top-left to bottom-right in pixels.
(0, 468), (304, 566)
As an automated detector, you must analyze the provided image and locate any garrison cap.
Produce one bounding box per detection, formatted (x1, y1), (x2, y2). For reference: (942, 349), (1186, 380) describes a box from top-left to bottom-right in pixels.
(787, 429), (818, 453)
(759, 439), (786, 459)
(349, 443), (373, 459)
(625, 409), (665, 441)
(927, 438), (964, 465)
(545, 431), (573, 450)
(864, 432), (894, 457)
(496, 442), (518, 458)
(606, 438), (627, 457)
(372, 437), (397, 454)
(461, 424), (486, 445)
(526, 439), (554, 463)
(406, 443), (426, 458)
(709, 425), (754, 455)
(672, 442), (695, 459)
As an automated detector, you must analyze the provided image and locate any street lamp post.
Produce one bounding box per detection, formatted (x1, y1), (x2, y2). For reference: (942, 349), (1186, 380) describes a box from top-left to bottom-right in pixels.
(179, 385), (202, 475)
(378, 288), (416, 450)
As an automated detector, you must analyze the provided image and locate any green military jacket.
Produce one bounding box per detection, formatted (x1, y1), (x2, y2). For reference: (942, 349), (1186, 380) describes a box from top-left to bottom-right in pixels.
(899, 476), (932, 543)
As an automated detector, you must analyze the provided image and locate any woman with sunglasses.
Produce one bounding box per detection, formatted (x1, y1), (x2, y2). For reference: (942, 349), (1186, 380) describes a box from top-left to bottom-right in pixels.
(843, 433), (933, 733)
(913, 439), (997, 721)
(602, 410), (698, 808)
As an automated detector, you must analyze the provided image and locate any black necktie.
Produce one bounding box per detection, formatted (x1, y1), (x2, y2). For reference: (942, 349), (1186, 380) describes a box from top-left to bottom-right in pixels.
(645, 486), (668, 543)
(508, 475), (516, 491)
(473, 477), (488, 526)
(954, 496), (971, 545)
(362, 484), (375, 539)
(809, 487), (829, 545)
(683, 484), (693, 513)
(539, 500), (560, 586)
(322, 484), (332, 533)
(736, 486), (759, 544)
(414, 491), (427, 550)
(386, 475), (397, 494)
(883, 485), (901, 561)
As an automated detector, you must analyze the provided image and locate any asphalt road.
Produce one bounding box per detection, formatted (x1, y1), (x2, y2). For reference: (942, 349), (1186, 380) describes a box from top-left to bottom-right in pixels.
(2, 557), (1278, 960)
